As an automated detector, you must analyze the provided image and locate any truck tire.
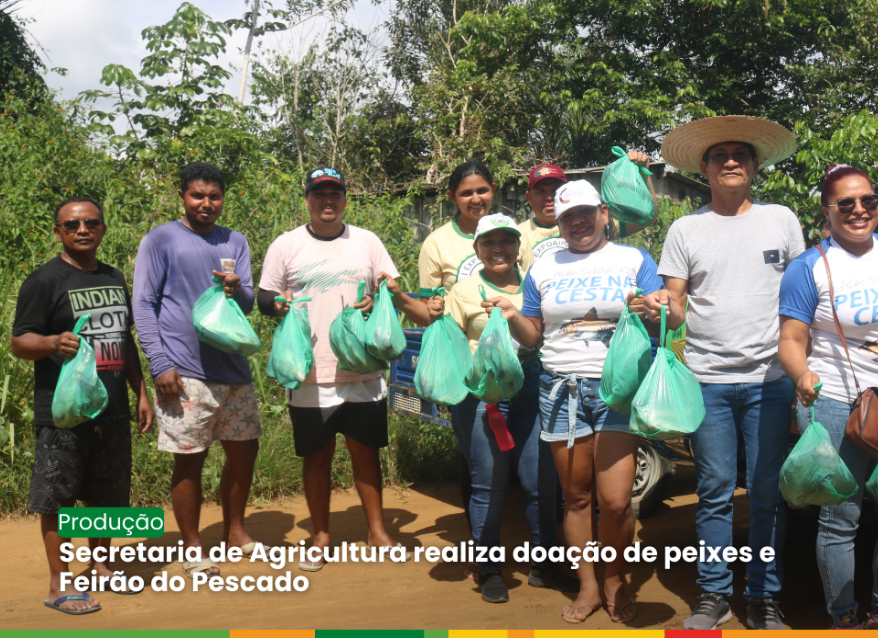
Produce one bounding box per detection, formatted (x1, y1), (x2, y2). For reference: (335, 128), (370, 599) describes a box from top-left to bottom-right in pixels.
(631, 441), (675, 519)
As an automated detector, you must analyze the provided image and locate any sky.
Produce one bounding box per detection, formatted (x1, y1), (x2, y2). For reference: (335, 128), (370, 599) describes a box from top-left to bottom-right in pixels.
(15, 0), (389, 105)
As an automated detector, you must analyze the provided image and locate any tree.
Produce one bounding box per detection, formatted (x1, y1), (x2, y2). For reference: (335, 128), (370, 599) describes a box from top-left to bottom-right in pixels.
(0, 0), (46, 100)
(386, 0), (878, 176)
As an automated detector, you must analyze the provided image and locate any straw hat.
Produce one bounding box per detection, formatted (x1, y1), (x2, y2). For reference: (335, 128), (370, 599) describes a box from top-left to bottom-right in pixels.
(661, 116), (797, 173)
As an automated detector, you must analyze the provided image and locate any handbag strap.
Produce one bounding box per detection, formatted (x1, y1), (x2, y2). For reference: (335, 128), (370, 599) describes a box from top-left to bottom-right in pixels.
(816, 243), (862, 396)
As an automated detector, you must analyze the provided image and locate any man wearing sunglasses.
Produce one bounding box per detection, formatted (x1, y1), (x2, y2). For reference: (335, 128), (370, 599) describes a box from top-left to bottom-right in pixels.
(11, 196), (153, 614)
(643, 117), (806, 630)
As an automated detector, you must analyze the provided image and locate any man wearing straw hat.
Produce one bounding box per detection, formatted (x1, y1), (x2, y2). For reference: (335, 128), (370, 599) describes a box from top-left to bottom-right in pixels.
(643, 117), (805, 629)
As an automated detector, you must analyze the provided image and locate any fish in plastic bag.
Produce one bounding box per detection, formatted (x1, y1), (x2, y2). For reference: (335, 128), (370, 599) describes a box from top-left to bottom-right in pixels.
(51, 314), (109, 428)
(414, 289), (472, 405)
(267, 296), (314, 390)
(464, 285), (524, 404)
(781, 385), (858, 509)
(630, 305), (705, 439)
(600, 287), (650, 415)
(365, 280), (406, 360)
(600, 146), (655, 226)
(191, 277), (261, 356)
(329, 281), (387, 374)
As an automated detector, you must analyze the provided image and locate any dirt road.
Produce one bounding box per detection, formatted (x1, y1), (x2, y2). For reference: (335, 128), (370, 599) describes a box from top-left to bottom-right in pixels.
(1, 463), (872, 630)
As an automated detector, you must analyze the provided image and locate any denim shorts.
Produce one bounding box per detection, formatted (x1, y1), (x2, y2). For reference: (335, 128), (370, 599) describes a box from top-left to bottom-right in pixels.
(538, 371), (631, 446)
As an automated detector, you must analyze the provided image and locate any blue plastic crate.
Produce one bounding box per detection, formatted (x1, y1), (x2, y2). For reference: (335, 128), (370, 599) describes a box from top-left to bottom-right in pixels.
(389, 327), (451, 427)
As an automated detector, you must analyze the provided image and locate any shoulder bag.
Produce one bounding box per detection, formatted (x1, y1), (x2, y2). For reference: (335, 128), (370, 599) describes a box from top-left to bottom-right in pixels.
(817, 244), (878, 459)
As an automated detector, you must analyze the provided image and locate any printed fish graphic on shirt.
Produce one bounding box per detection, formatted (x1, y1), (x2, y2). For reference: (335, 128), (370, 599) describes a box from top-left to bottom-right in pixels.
(557, 308), (617, 346)
(859, 341), (878, 360)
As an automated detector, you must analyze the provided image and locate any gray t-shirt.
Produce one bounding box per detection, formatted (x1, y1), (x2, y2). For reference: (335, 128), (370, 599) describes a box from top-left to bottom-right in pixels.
(658, 200), (805, 383)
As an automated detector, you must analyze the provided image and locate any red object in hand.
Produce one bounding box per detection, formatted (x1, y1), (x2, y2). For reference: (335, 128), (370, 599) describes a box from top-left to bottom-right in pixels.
(486, 403), (514, 451)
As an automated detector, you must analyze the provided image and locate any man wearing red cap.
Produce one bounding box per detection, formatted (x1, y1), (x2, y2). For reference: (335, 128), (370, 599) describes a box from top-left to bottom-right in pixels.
(519, 156), (656, 267)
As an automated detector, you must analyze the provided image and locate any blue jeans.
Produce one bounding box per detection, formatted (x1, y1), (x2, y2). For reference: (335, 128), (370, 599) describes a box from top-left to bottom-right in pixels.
(796, 396), (878, 626)
(449, 361), (558, 574)
(691, 376), (794, 600)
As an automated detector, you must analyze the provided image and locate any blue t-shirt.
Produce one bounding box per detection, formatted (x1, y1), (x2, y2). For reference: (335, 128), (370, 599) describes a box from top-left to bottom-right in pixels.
(522, 242), (663, 377)
(132, 220), (255, 385)
(779, 236), (878, 403)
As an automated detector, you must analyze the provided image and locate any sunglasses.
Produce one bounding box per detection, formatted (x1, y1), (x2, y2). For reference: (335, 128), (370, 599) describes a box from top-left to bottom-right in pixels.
(827, 195), (878, 214)
(56, 219), (103, 232)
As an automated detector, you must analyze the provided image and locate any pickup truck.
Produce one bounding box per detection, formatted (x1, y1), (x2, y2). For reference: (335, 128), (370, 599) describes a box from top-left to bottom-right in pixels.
(387, 327), (677, 518)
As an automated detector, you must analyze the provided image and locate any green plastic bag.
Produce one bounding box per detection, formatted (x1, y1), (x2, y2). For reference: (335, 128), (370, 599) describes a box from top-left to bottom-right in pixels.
(329, 281), (387, 374)
(365, 280), (406, 360)
(600, 287), (650, 415)
(51, 314), (109, 428)
(464, 285), (524, 404)
(267, 297), (314, 390)
(192, 278), (261, 356)
(780, 382), (858, 508)
(415, 288), (473, 405)
(600, 146), (655, 226)
(866, 464), (878, 502)
(630, 305), (705, 439)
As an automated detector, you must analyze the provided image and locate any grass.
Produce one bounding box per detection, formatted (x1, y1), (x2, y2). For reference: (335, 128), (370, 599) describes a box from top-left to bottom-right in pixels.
(0, 302), (461, 517)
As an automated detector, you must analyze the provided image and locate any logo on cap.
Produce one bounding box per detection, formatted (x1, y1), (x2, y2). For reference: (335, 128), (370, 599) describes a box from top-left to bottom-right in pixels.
(311, 169), (325, 178)
(536, 166), (552, 177)
(490, 218), (509, 227)
(558, 187), (570, 204)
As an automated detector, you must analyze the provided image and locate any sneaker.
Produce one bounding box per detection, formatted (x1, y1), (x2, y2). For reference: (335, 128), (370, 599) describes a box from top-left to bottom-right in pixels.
(683, 593), (732, 630)
(746, 599), (786, 630)
(478, 569), (509, 604)
(528, 565), (580, 593)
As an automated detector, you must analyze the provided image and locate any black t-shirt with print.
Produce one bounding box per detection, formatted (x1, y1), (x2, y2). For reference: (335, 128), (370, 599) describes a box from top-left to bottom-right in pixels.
(12, 256), (133, 427)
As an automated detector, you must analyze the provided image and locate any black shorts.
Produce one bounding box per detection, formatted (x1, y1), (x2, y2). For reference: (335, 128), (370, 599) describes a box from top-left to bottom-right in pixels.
(288, 400), (388, 458)
(27, 419), (132, 515)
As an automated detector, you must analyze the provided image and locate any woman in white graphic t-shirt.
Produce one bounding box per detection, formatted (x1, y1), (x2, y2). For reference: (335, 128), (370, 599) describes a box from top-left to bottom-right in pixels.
(484, 180), (663, 624)
(778, 164), (878, 630)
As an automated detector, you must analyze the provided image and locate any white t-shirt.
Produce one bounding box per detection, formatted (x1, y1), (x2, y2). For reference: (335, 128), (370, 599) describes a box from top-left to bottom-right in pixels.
(779, 236), (878, 403)
(259, 224), (398, 407)
(521, 243), (663, 377)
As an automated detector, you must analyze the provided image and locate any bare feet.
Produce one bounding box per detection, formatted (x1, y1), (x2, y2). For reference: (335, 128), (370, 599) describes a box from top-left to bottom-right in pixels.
(605, 577), (637, 622)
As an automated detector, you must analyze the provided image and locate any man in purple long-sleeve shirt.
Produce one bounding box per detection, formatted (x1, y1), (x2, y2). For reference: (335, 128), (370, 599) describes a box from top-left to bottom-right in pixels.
(133, 162), (264, 580)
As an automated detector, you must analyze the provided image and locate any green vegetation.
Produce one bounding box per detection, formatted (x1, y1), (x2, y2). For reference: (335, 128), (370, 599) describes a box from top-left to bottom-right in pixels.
(3, 0), (878, 513)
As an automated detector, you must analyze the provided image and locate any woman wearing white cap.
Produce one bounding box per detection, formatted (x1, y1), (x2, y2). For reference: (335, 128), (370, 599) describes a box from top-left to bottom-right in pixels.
(484, 181), (663, 624)
(444, 213), (578, 604)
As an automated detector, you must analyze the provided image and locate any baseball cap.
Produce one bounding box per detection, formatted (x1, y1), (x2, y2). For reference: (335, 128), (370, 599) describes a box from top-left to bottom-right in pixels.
(305, 167), (346, 195)
(554, 180), (602, 220)
(473, 213), (522, 243)
(528, 163), (568, 190)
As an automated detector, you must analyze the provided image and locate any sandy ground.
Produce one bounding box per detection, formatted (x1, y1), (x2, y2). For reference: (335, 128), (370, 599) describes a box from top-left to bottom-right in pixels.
(1, 458), (874, 631)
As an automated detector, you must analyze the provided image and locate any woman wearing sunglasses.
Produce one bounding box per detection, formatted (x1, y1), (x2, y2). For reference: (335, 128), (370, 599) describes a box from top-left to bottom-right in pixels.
(778, 164), (878, 629)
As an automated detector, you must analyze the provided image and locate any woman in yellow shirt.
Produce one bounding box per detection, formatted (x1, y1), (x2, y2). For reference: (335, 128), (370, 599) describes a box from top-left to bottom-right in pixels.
(443, 213), (575, 604)
(418, 162), (533, 300)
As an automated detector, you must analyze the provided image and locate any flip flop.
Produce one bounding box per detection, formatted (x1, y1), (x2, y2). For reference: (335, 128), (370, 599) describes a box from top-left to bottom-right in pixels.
(237, 541), (269, 558)
(562, 602), (600, 624)
(607, 599), (638, 623)
(87, 575), (144, 595)
(367, 542), (412, 562)
(44, 593), (101, 615)
(182, 558), (221, 579)
(298, 556), (325, 572)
